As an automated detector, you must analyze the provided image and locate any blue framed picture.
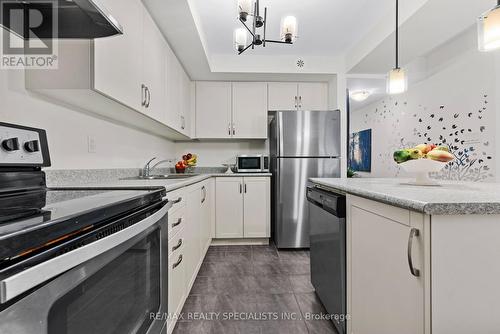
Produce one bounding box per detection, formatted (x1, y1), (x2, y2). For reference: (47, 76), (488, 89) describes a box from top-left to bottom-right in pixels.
(349, 129), (372, 172)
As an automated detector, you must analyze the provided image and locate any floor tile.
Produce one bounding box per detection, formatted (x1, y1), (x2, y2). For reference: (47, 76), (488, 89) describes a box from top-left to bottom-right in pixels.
(253, 293), (301, 314)
(251, 275), (293, 294)
(289, 275), (315, 293)
(259, 319), (309, 334)
(252, 262), (286, 276)
(277, 250), (310, 262)
(198, 261), (253, 277)
(252, 249), (280, 263)
(279, 261), (311, 275)
(190, 276), (255, 296)
(223, 251), (252, 264)
(294, 292), (326, 315)
(304, 319), (339, 334)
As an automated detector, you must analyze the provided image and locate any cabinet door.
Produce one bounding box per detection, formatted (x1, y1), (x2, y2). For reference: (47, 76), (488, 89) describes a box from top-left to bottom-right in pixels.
(185, 187), (202, 288)
(232, 82), (268, 139)
(215, 177), (244, 238)
(268, 83), (298, 111)
(200, 182), (211, 252)
(243, 177), (270, 238)
(168, 239), (185, 333)
(164, 45), (181, 131)
(298, 83), (328, 110)
(179, 70), (191, 136)
(93, 0), (143, 111)
(195, 82), (232, 138)
(142, 9), (166, 122)
(349, 202), (424, 334)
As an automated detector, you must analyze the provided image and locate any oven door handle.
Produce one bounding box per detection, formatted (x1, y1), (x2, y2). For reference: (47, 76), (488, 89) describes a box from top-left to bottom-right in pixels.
(0, 199), (172, 304)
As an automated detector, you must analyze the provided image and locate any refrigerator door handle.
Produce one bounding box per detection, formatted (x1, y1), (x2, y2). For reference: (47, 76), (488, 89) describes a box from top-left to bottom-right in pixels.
(278, 112), (284, 156)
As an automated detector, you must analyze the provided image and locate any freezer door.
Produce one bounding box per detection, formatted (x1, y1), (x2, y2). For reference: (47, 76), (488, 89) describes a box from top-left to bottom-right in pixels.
(277, 110), (341, 157)
(272, 157), (341, 248)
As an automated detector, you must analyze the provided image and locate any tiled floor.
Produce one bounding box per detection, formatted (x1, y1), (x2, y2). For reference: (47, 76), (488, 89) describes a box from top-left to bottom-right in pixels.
(173, 244), (339, 334)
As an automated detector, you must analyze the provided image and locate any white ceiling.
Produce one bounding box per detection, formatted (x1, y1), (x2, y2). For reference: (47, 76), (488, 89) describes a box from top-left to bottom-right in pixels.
(189, 0), (394, 58)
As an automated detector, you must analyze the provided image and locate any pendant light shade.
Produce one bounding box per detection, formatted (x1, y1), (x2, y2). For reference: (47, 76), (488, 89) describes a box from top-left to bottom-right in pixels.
(478, 2), (500, 52)
(387, 0), (407, 94)
(234, 28), (247, 52)
(238, 0), (252, 21)
(387, 68), (408, 95)
(280, 16), (298, 43)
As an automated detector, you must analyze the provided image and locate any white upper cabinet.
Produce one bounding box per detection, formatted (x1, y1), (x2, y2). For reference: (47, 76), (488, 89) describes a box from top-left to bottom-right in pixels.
(267, 82), (329, 111)
(195, 82), (232, 139)
(142, 9), (167, 122)
(268, 82), (298, 110)
(298, 83), (328, 111)
(93, 0), (144, 111)
(232, 82), (268, 139)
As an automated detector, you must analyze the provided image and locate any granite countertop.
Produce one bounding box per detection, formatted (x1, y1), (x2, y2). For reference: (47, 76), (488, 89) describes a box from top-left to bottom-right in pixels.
(309, 178), (500, 215)
(46, 168), (271, 193)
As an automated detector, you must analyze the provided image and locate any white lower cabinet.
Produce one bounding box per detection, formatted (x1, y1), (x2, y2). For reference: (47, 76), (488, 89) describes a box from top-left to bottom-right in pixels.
(347, 195), (426, 334)
(215, 177), (270, 239)
(167, 227), (185, 330)
(185, 186), (202, 289)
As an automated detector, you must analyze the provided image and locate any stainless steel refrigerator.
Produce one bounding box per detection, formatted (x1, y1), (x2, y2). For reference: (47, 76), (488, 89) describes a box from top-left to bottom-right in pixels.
(269, 110), (341, 249)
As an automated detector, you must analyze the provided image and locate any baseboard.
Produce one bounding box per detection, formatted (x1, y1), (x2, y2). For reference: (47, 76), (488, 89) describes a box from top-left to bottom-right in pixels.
(211, 238), (269, 246)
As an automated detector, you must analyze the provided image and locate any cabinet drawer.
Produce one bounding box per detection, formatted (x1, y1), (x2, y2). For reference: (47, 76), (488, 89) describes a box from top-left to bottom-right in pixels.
(168, 239), (186, 329)
(169, 206), (186, 239)
(169, 226), (185, 258)
(166, 188), (186, 213)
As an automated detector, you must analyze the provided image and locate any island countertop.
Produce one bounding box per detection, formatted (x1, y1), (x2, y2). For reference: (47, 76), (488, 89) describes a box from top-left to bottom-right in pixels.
(309, 178), (500, 215)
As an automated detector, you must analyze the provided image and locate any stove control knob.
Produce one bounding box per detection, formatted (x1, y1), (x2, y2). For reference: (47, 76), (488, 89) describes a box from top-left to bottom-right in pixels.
(24, 140), (40, 153)
(1, 137), (20, 151)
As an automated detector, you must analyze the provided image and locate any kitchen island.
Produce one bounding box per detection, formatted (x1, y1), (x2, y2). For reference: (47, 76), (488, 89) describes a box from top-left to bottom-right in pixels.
(309, 178), (500, 334)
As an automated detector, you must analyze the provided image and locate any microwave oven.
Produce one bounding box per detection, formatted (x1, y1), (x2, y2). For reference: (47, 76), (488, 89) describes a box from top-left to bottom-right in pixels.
(236, 155), (269, 173)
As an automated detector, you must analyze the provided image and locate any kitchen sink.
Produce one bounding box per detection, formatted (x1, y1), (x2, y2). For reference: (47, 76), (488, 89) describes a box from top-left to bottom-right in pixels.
(121, 174), (200, 180)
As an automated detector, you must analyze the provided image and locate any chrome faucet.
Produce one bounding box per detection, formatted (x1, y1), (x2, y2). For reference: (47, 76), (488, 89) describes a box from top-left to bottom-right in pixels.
(142, 157), (175, 177)
(142, 157), (157, 177)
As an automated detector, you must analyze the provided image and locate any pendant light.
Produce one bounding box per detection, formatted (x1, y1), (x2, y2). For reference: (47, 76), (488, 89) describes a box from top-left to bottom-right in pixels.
(478, 1), (500, 52)
(387, 0), (407, 95)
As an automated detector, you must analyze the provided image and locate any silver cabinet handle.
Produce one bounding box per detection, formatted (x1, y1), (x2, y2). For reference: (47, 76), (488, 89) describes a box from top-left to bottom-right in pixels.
(172, 254), (183, 269)
(145, 86), (151, 108)
(239, 183), (242, 194)
(228, 123), (231, 136)
(298, 95), (302, 109)
(294, 96), (298, 109)
(172, 238), (183, 252)
(201, 186), (206, 204)
(141, 84), (146, 106)
(407, 228), (420, 277)
(171, 197), (182, 204)
(181, 116), (185, 130)
(232, 123), (236, 136)
(172, 218), (182, 228)
(244, 183), (247, 193)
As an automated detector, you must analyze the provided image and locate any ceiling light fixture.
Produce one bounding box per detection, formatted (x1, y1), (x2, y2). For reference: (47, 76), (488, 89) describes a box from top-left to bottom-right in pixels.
(387, 0), (407, 95)
(478, 1), (500, 52)
(350, 90), (372, 102)
(235, 0), (297, 54)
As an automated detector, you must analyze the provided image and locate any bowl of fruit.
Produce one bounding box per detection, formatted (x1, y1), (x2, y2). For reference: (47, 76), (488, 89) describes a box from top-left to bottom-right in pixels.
(175, 153), (197, 173)
(393, 144), (454, 185)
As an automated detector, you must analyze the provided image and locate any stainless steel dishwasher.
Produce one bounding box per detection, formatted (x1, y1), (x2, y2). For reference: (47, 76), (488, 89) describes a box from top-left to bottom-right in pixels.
(307, 185), (346, 334)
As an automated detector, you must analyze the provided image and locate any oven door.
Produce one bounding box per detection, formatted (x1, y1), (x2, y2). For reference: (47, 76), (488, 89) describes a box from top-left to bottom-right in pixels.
(0, 201), (170, 334)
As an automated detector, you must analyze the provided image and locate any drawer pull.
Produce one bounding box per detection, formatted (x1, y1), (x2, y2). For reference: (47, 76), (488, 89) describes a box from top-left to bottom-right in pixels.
(172, 218), (182, 228)
(407, 228), (420, 277)
(172, 255), (183, 269)
(172, 239), (183, 252)
(171, 197), (182, 204)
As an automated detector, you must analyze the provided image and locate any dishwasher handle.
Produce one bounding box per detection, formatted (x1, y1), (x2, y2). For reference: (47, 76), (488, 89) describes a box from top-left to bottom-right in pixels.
(307, 186), (346, 218)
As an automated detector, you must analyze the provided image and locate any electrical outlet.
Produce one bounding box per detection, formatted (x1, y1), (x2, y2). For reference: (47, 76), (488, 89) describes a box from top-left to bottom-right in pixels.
(87, 136), (97, 153)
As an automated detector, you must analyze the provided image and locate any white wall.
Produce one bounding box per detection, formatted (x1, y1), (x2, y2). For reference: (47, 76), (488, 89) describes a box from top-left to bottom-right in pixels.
(0, 70), (176, 170)
(350, 36), (496, 181)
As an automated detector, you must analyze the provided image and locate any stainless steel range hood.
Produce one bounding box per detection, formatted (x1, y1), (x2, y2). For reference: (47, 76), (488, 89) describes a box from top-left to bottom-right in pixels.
(0, 0), (123, 39)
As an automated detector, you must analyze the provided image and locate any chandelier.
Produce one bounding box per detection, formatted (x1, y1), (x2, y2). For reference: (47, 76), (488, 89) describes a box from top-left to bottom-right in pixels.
(234, 0), (298, 55)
